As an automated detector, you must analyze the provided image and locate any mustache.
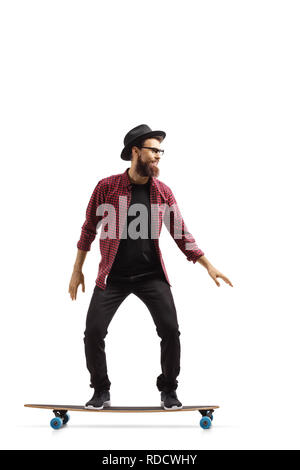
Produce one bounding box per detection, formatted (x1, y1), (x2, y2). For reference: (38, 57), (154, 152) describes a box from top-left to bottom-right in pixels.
(136, 155), (159, 177)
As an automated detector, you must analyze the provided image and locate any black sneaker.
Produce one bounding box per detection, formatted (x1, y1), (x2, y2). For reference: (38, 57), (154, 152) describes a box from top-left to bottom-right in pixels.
(85, 390), (111, 409)
(160, 390), (183, 410)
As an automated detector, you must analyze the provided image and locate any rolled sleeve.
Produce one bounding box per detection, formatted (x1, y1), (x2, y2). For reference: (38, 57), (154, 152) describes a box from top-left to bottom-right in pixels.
(77, 180), (107, 252)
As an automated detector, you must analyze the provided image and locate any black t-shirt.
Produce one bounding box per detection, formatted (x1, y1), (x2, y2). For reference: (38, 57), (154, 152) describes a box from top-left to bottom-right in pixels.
(107, 177), (165, 283)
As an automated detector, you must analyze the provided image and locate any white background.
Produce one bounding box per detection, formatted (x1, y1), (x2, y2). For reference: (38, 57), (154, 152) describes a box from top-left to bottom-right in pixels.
(1, 0), (299, 450)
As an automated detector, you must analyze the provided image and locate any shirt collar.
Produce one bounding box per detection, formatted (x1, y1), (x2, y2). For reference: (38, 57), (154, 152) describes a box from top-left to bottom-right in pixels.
(121, 167), (155, 190)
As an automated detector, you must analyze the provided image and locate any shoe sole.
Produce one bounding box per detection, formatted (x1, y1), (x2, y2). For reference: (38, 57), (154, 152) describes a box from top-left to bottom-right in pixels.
(84, 400), (111, 410)
(160, 401), (183, 410)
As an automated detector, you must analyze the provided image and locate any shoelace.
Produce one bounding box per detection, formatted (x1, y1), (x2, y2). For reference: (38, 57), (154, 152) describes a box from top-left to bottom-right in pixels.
(94, 390), (109, 398)
(164, 391), (177, 399)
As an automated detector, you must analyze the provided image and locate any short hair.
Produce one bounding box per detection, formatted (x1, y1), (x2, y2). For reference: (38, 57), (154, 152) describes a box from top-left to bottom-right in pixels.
(129, 135), (163, 160)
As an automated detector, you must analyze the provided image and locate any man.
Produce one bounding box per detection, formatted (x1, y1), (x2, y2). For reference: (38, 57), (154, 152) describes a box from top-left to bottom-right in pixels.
(68, 124), (233, 410)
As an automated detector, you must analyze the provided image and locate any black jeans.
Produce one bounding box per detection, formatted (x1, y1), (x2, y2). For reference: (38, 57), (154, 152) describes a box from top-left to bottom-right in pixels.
(84, 275), (181, 393)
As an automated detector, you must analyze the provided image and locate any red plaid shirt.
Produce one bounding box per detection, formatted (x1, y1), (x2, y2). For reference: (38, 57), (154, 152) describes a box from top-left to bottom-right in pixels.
(77, 168), (204, 289)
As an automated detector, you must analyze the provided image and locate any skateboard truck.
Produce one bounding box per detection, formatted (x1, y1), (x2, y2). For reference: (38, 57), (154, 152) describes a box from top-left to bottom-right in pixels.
(198, 409), (214, 429)
(198, 409), (214, 418)
(51, 409), (70, 428)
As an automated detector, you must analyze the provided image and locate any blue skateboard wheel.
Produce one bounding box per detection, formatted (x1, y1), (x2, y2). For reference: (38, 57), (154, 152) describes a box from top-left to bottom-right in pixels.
(63, 412), (70, 425)
(50, 417), (63, 430)
(200, 416), (212, 429)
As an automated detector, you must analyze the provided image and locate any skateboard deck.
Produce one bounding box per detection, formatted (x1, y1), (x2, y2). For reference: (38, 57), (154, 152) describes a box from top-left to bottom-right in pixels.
(24, 404), (219, 430)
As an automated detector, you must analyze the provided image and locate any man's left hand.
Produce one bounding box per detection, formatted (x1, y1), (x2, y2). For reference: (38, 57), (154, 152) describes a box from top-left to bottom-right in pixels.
(207, 266), (233, 287)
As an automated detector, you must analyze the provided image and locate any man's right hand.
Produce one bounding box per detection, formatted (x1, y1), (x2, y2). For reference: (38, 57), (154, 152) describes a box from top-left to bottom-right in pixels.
(68, 270), (85, 301)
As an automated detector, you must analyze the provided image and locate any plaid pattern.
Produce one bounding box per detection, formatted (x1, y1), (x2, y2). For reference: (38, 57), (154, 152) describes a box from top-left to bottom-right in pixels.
(77, 168), (204, 289)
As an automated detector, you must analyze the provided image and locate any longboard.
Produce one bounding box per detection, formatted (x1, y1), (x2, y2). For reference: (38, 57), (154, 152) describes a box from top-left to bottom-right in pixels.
(24, 404), (219, 430)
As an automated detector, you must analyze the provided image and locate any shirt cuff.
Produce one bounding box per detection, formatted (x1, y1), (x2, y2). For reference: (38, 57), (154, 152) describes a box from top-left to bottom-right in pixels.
(188, 250), (205, 263)
(77, 240), (91, 252)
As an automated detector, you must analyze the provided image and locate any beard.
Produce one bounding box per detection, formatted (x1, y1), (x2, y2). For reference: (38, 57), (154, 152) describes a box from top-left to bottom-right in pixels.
(135, 153), (159, 178)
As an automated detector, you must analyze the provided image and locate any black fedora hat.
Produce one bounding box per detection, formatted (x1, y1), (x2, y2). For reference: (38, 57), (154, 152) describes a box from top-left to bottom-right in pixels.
(121, 124), (166, 161)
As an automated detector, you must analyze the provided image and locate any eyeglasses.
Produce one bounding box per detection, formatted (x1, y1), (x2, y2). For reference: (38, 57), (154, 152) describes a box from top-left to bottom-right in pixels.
(139, 146), (164, 156)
